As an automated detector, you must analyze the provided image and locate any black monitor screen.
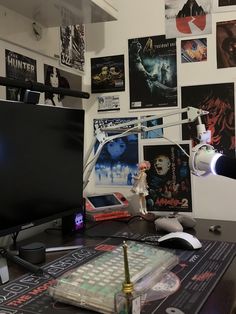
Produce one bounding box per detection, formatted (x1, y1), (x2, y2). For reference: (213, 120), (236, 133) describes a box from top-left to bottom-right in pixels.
(0, 100), (84, 236)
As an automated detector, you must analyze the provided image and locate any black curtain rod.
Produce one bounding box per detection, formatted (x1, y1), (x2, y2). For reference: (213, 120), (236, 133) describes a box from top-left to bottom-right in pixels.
(0, 76), (90, 99)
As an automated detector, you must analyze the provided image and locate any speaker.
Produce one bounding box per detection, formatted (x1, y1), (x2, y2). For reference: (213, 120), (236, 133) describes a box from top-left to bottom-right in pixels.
(62, 200), (85, 235)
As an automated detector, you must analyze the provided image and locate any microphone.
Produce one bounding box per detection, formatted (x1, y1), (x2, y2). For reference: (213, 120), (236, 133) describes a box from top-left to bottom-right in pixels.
(0, 76), (90, 99)
(214, 155), (236, 180)
(189, 143), (236, 180)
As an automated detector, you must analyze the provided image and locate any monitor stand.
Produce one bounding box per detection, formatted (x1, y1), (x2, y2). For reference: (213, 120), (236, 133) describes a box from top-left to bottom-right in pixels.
(0, 257), (9, 284)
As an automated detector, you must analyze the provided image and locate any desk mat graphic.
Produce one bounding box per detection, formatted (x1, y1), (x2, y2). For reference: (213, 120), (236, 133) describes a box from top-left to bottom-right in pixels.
(0, 234), (235, 314)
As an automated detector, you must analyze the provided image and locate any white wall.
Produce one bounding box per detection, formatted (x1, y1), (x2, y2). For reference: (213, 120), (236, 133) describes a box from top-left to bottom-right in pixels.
(83, 0), (236, 221)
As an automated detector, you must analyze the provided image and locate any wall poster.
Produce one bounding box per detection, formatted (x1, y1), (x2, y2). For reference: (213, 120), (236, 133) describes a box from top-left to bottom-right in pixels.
(91, 55), (125, 94)
(181, 38), (207, 63)
(44, 64), (82, 108)
(165, 0), (212, 39)
(181, 83), (235, 157)
(216, 20), (236, 68)
(143, 142), (192, 213)
(60, 24), (85, 72)
(128, 35), (177, 110)
(93, 117), (138, 186)
(5, 49), (37, 101)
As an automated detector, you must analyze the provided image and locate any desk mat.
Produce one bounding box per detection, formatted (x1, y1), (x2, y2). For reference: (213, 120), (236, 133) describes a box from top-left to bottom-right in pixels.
(0, 234), (235, 314)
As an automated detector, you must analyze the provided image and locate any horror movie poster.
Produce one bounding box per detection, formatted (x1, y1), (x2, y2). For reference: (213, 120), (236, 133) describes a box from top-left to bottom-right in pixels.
(91, 55), (125, 93)
(143, 143), (192, 213)
(181, 83), (235, 157)
(216, 20), (236, 68)
(60, 24), (85, 72)
(128, 35), (177, 110)
(165, 0), (212, 39)
(5, 50), (37, 101)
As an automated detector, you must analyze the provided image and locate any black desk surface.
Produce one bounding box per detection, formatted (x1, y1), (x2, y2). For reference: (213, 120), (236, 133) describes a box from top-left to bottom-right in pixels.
(7, 218), (236, 314)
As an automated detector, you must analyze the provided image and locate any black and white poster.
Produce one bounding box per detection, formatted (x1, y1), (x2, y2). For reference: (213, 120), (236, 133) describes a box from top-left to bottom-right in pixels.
(60, 24), (85, 72)
(128, 35), (177, 110)
(5, 49), (37, 101)
(44, 64), (82, 108)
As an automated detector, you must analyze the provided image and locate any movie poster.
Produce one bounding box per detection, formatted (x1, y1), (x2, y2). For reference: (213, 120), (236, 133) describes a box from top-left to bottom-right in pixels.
(128, 35), (177, 110)
(44, 64), (82, 108)
(143, 142), (192, 212)
(216, 20), (236, 68)
(165, 0), (212, 39)
(91, 55), (125, 93)
(60, 24), (85, 72)
(93, 117), (138, 186)
(181, 83), (235, 157)
(5, 50), (37, 101)
(181, 38), (207, 63)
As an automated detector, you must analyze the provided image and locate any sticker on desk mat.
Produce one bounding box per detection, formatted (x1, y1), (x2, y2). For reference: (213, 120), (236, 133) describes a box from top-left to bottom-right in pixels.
(0, 236), (235, 314)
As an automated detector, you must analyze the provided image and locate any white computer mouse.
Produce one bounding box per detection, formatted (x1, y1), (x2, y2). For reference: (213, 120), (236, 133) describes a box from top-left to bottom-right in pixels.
(157, 231), (202, 250)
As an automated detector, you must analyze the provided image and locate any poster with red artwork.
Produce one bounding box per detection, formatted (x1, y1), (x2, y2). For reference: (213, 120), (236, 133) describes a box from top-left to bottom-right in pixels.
(165, 0), (212, 39)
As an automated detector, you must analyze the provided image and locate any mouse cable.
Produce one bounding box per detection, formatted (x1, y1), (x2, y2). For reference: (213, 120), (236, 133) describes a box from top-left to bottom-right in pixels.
(83, 232), (160, 246)
(0, 248), (56, 279)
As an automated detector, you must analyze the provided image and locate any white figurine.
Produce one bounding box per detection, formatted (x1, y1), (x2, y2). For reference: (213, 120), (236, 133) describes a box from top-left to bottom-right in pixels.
(131, 161), (151, 215)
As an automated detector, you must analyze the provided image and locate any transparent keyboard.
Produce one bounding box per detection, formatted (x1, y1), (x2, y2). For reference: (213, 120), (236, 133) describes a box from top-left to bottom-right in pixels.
(49, 241), (179, 314)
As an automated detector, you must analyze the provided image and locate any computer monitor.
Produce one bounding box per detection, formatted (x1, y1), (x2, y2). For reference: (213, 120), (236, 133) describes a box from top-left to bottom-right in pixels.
(0, 100), (85, 238)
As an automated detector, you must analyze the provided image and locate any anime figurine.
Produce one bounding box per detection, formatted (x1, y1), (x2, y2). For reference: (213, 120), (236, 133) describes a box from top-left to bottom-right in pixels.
(131, 160), (151, 215)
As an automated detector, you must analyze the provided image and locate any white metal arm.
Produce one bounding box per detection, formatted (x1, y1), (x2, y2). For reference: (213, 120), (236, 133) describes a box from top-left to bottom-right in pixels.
(83, 106), (209, 190)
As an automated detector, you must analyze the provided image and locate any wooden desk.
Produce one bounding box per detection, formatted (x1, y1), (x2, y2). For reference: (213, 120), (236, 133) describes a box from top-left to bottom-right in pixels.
(6, 218), (236, 314)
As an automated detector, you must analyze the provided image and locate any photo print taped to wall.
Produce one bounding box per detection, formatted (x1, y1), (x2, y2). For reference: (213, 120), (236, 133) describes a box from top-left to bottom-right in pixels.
(93, 117), (138, 187)
(143, 142), (192, 213)
(128, 35), (177, 110)
(181, 83), (235, 157)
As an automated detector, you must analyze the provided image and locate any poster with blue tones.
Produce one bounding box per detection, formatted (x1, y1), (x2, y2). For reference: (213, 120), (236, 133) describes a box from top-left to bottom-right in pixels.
(93, 117), (138, 186)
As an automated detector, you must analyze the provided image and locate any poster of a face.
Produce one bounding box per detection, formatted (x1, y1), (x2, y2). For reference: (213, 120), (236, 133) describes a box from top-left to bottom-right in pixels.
(128, 35), (177, 110)
(143, 142), (192, 212)
(165, 0), (212, 39)
(91, 55), (125, 93)
(44, 64), (82, 108)
(5, 49), (37, 101)
(216, 20), (236, 68)
(93, 117), (138, 186)
(181, 83), (235, 157)
(60, 24), (85, 72)
(181, 38), (207, 62)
